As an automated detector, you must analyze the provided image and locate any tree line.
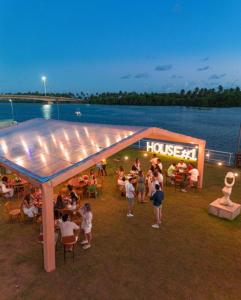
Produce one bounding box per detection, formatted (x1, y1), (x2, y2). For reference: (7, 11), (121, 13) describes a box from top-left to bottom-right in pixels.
(2, 85), (241, 107)
(88, 86), (241, 107)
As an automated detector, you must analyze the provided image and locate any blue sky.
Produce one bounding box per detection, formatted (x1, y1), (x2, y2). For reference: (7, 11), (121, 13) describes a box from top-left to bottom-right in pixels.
(1, 0), (241, 93)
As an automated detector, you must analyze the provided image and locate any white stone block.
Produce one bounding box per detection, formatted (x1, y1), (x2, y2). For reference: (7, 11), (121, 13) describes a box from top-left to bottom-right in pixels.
(209, 199), (241, 220)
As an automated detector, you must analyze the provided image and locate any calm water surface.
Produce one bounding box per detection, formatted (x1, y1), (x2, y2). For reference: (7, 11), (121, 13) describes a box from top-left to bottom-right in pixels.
(0, 103), (240, 153)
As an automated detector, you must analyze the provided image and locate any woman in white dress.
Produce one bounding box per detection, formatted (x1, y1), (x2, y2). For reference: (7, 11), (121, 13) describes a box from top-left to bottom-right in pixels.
(22, 194), (38, 218)
(146, 170), (153, 197)
(79, 203), (93, 250)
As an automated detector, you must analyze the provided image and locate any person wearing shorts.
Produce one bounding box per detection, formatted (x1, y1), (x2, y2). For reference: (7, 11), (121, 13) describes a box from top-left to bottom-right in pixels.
(79, 203), (93, 250)
(125, 177), (136, 217)
(150, 184), (164, 229)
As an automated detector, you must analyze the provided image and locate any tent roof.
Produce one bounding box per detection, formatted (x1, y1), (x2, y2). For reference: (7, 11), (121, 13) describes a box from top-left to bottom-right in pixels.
(0, 118), (206, 185)
(0, 118), (147, 183)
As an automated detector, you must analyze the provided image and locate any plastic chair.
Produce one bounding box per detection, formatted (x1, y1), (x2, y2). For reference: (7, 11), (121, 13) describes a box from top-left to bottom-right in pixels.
(88, 185), (97, 198)
(61, 235), (77, 262)
(164, 169), (172, 186)
(174, 175), (184, 192)
(4, 202), (21, 222)
(190, 180), (198, 192)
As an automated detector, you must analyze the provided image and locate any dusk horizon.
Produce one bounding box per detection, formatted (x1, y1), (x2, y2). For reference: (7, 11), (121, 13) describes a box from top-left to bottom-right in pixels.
(1, 0), (241, 93)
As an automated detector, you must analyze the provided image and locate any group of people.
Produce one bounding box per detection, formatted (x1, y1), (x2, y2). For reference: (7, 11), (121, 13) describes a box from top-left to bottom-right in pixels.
(116, 156), (165, 228)
(22, 188), (42, 218)
(116, 154), (199, 228)
(167, 160), (199, 192)
(56, 203), (93, 250)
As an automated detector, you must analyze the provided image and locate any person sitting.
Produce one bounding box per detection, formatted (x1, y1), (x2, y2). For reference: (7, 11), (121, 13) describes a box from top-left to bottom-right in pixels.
(174, 173), (187, 193)
(0, 176), (14, 198)
(30, 188), (42, 206)
(89, 169), (97, 185)
(55, 194), (65, 210)
(177, 160), (187, 171)
(67, 185), (78, 210)
(22, 194), (38, 218)
(188, 164), (199, 187)
(59, 214), (80, 250)
(79, 203), (93, 250)
(167, 163), (176, 183)
(167, 163), (176, 177)
(117, 176), (126, 196)
(187, 163), (193, 171)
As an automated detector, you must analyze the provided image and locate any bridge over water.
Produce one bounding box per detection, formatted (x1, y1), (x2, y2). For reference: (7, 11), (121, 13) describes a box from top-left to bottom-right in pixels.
(0, 94), (85, 104)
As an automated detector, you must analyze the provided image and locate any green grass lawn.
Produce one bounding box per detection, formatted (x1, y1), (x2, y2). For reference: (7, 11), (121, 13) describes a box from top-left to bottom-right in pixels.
(0, 148), (241, 300)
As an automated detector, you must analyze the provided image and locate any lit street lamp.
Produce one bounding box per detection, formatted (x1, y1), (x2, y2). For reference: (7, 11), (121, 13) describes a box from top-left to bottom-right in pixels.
(41, 76), (47, 96)
(9, 99), (14, 120)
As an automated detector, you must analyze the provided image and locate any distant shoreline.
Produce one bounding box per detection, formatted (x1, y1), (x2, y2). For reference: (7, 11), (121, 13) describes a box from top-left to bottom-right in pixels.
(1, 86), (241, 107)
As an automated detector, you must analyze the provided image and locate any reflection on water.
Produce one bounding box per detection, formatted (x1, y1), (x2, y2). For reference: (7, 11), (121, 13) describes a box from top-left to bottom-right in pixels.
(0, 103), (240, 152)
(42, 104), (52, 119)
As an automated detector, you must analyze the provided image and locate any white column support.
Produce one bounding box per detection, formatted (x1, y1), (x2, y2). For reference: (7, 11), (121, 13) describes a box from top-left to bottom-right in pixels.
(42, 181), (55, 272)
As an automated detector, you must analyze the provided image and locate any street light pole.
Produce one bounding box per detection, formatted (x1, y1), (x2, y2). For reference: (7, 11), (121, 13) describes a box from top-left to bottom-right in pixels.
(9, 99), (14, 120)
(57, 99), (60, 120)
(41, 76), (47, 96)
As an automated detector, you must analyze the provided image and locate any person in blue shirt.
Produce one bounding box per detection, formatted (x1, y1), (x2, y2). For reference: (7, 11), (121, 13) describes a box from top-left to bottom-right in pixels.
(150, 184), (164, 228)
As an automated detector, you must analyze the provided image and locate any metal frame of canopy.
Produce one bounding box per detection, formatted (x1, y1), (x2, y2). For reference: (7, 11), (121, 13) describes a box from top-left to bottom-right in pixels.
(0, 119), (206, 272)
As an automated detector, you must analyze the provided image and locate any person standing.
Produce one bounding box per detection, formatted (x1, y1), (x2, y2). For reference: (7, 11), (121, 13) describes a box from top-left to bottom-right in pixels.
(137, 171), (146, 203)
(101, 159), (107, 176)
(125, 177), (136, 217)
(150, 153), (158, 167)
(79, 203), (93, 250)
(145, 170), (153, 197)
(188, 164), (199, 187)
(150, 184), (164, 229)
(157, 158), (163, 171)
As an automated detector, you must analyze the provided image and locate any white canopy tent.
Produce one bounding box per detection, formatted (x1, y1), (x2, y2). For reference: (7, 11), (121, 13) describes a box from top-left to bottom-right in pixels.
(0, 119), (206, 271)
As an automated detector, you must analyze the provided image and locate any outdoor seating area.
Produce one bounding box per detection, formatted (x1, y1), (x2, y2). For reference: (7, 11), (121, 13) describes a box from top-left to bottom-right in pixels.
(1, 118), (241, 298)
(0, 147), (241, 299)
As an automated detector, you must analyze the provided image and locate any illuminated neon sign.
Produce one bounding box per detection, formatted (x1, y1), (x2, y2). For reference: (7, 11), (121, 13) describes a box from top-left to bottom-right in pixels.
(146, 141), (197, 161)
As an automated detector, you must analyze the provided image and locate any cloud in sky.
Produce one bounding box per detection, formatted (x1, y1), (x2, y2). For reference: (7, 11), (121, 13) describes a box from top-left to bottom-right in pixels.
(155, 64), (172, 71)
(134, 73), (149, 79)
(171, 74), (183, 79)
(201, 56), (209, 62)
(209, 73), (226, 80)
(120, 74), (132, 79)
(197, 66), (210, 71)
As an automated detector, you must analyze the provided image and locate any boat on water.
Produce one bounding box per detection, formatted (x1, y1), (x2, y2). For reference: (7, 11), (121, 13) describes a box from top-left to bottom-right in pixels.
(74, 110), (82, 116)
(0, 119), (17, 128)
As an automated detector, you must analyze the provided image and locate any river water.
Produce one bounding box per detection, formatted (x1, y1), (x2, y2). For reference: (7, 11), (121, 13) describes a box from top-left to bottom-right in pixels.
(0, 103), (240, 153)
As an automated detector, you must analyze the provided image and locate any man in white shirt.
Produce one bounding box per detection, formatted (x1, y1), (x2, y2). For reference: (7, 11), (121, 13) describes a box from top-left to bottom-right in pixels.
(125, 177), (136, 217)
(0, 176), (14, 198)
(59, 214), (80, 241)
(167, 163), (176, 177)
(189, 166), (199, 186)
(177, 160), (187, 170)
